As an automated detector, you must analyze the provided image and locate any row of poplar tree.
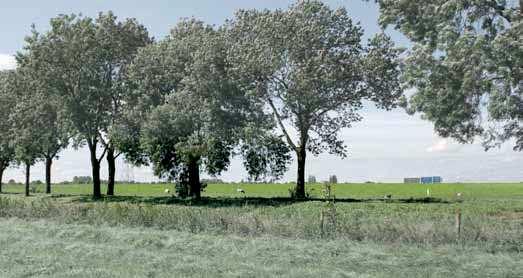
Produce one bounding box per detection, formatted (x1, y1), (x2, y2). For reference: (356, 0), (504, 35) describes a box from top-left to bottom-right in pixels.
(0, 1), (520, 199)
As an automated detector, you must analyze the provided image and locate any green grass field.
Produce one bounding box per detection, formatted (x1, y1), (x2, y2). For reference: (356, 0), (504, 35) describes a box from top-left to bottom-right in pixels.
(3, 182), (523, 200)
(0, 182), (522, 277)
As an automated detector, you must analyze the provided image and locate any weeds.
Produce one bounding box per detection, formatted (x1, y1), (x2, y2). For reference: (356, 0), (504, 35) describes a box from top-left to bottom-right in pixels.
(0, 195), (521, 251)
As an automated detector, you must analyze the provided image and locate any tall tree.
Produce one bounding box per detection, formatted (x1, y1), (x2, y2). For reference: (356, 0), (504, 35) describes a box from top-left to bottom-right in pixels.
(127, 20), (290, 198)
(95, 12), (152, 196)
(16, 54), (71, 194)
(0, 71), (17, 193)
(20, 12), (151, 198)
(8, 70), (46, 197)
(374, 0), (522, 150)
(227, 0), (402, 198)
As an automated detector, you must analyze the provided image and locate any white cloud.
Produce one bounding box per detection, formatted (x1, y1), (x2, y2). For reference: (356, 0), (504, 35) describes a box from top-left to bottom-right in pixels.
(0, 54), (16, 70)
(426, 139), (449, 153)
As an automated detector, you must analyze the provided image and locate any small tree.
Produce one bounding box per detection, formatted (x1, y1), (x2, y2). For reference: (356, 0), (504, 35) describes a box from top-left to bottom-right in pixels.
(16, 54), (71, 194)
(8, 70), (46, 196)
(227, 0), (401, 198)
(0, 70), (17, 193)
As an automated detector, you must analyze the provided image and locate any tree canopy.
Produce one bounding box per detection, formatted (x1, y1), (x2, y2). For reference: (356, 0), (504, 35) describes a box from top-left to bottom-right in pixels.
(128, 20), (290, 198)
(227, 0), (402, 197)
(19, 12), (151, 198)
(375, 0), (522, 150)
(0, 70), (17, 193)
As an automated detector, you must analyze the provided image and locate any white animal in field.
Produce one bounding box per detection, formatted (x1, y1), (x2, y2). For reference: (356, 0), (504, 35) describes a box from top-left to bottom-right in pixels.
(164, 189), (170, 194)
(384, 194), (392, 199)
(236, 188), (245, 194)
(456, 192), (462, 198)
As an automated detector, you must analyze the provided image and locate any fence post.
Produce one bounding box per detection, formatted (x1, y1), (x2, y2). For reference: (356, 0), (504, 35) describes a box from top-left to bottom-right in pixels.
(455, 209), (462, 238)
(320, 210), (324, 237)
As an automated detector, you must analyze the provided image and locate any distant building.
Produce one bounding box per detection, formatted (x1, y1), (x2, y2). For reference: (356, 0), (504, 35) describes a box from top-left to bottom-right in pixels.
(404, 176), (442, 184)
(420, 176), (443, 184)
(404, 177), (420, 184)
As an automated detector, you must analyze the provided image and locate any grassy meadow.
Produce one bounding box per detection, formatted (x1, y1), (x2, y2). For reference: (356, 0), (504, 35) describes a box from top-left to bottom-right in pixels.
(2, 181), (523, 199)
(0, 182), (522, 277)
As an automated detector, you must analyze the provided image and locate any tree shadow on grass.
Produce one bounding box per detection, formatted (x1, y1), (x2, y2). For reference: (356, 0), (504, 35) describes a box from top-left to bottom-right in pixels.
(0, 192), (24, 195)
(59, 195), (455, 208)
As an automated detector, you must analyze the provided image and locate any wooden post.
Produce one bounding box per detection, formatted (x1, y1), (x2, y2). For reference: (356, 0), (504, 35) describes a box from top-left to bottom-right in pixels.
(455, 209), (462, 238)
(320, 210), (324, 237)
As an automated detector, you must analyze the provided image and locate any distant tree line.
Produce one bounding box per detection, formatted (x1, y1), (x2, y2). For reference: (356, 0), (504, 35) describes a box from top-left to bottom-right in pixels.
(0, 0), (520, 198)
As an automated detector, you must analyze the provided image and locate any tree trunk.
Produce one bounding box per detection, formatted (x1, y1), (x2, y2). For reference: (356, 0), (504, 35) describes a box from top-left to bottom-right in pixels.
(187, 159), (201, 199)
(0, 166), (4, 194)
(295, 146), (307, 199)
(25, 163), (30, 197)
(106, 147), (116, 196)
(45, 157), (52, 194)
(88, 142), (102, 199)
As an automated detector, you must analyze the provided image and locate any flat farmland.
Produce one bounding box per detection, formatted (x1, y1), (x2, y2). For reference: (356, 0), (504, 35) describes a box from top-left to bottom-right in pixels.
(2, 182), (522, 199)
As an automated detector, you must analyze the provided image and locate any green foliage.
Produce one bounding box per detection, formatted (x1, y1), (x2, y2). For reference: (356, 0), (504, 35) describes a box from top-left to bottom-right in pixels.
(375, 0), (522, 150)
(320, 183), (337, 238)
(72, 176), (93, 184)
(0, 71), (16, 172)
(241, 131), (291, 182)
(7, 70), (45, 166)
(128, 19), (290, 189)
(227, 0), (402, 196)
(18, 12), (152, 197)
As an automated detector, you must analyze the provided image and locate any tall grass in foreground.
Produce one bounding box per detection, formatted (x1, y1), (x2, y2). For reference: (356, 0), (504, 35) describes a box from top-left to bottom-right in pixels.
(0, 196), (521, 252)
(1, 218), (522, 278)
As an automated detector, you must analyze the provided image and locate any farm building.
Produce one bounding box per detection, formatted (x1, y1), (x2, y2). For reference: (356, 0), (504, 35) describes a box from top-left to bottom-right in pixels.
(404, 176), (442, 184)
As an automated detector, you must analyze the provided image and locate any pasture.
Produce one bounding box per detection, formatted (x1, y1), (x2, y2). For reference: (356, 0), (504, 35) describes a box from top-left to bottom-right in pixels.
(0, 182), (522, 277)
(2, 182), (522, 200)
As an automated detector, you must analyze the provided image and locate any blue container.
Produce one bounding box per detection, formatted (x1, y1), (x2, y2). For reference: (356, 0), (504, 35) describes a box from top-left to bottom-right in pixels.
(421, 176), (442, 184)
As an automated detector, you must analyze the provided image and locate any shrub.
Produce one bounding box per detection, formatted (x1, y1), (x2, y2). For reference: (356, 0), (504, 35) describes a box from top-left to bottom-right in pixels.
(72, 176), (93, 184)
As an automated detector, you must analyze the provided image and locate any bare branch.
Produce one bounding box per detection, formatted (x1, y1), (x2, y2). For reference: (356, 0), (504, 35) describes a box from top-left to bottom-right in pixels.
(97, 145), (108, 163)
(267, 98), (297, 151)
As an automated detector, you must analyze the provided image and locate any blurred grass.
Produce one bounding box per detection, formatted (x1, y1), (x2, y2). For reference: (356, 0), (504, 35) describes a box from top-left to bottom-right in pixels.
(0, 217), (521, 278)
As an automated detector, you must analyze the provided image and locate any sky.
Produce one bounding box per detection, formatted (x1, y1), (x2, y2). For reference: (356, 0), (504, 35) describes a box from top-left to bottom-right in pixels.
(0, 0), (521, 183)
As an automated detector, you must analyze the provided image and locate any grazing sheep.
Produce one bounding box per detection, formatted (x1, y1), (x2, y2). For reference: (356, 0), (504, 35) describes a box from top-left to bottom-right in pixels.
(384, 194), (392, 200)
(456, 192), (462, 198)
(237, 188), (245, 194)
(164, 189), (170, 194)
